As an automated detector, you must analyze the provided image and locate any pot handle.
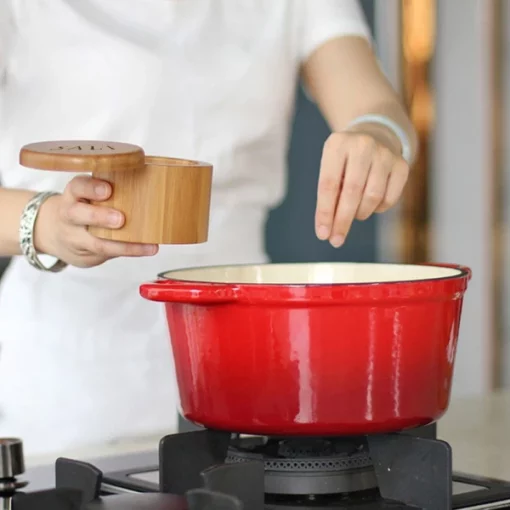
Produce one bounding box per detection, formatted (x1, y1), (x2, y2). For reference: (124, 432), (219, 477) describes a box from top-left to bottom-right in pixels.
(139, 280), (237, 303)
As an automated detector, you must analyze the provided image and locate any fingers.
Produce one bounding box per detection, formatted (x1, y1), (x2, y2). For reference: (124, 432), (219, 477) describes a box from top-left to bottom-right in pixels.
(57, 174), (159, 267)
(328, 135), (373, 247)
(356, 148), (393, 220)
(87, 237), (159, 259)
(61, 175), (124, 229)
(62, 201), (158, 260)
(316, 132), (410, 248)
(64, 175), (112, 202)
(64, 202), (124, 229)
(315, 137), (347, 241)
(375, 160), (410, 213)
(69, 240), (158, 268)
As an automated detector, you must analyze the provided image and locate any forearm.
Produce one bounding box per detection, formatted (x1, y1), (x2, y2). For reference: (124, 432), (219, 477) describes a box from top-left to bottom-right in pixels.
(0, 187), (34, 256)
(0, 187), (55, 257)
(302, 36), (418, 163)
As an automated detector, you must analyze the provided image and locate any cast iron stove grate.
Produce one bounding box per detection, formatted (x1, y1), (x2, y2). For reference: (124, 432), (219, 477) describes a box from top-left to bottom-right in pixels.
(8, 428), (510, 510)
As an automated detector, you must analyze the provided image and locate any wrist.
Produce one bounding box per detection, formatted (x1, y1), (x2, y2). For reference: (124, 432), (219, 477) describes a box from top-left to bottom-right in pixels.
(33, 194), (60, 257)
(346, 122), (403, 157)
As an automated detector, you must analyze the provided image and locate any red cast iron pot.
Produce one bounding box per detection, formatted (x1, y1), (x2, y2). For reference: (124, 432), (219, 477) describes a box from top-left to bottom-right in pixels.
(140, 262), (471, 436)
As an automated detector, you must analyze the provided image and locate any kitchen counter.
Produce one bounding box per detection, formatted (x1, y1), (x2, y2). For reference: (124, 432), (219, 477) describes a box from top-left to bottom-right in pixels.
(438, 390), (510, 479)
(21, 390), (510, 490)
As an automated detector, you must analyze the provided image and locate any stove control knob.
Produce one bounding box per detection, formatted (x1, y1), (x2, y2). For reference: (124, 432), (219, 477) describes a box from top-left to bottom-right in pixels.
(0, 438), (24, 478)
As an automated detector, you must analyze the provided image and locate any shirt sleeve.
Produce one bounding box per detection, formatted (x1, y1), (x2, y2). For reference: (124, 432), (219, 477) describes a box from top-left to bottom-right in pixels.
(299, 0), (373, 62)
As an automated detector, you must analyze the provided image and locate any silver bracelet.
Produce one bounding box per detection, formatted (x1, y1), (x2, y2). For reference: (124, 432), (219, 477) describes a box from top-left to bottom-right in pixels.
(345, 114), (413, 165)
(19, 191), (68, 273)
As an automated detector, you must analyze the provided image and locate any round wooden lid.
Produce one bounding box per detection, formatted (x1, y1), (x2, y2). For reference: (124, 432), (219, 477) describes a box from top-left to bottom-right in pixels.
(19, 141), (145, 172)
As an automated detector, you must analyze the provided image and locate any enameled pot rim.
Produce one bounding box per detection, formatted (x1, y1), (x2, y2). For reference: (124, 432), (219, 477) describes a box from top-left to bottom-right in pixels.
(156, 261), (471, 288)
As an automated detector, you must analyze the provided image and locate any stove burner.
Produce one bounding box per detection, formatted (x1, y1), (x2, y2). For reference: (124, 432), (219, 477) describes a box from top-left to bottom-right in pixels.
(226, 437), (378, 496)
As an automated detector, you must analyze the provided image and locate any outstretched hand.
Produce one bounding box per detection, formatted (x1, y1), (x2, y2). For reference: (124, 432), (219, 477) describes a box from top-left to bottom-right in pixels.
(315, 131), (410, 247)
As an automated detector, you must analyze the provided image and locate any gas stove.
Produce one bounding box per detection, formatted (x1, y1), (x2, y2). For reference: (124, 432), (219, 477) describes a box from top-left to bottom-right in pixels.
(4, 424), (510, 510)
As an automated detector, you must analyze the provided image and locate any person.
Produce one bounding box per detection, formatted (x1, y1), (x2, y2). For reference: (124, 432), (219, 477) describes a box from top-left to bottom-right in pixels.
(0, 0), (417, 457)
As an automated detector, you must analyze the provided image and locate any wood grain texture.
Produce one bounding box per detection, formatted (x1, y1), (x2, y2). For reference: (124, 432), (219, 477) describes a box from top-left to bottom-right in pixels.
(88, 156), (212, 244)
(19, 140), (145, 172)
(19, 141), (213, 245)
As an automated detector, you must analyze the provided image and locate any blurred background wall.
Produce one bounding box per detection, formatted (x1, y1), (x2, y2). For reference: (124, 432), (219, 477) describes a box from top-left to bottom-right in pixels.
(431, 0), (496, 397)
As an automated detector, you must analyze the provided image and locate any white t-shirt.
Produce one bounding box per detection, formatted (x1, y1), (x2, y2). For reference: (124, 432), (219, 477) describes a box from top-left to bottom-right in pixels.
(0, 0), (370, 457)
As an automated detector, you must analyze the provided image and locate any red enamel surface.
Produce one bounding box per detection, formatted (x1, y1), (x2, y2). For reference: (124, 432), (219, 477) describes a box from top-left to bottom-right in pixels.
(140, 263), (471, 436)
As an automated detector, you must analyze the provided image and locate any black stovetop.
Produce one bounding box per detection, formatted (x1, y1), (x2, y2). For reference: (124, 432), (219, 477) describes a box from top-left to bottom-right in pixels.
(8, 426), (510, 510)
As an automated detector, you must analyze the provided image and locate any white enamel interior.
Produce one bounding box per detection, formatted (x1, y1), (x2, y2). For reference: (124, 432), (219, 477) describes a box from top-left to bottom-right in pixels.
(162, 263), (463, 285)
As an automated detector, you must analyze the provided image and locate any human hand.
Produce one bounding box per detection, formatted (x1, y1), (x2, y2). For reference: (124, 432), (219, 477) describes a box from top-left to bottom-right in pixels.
(315, 130), (410, 248)
(36, 175), (158, 268)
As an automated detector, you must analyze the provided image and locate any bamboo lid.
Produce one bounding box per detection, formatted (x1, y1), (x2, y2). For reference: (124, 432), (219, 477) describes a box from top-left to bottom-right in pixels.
(19, 141), (145, 172)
